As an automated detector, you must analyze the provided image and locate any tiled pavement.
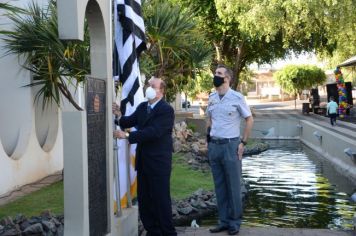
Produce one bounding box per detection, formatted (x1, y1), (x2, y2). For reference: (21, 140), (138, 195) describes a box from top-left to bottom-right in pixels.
(176, 227), (355, 236)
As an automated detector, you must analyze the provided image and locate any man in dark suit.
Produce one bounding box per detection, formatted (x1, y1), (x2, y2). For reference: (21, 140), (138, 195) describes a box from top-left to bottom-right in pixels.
(113, 78), (177, 236)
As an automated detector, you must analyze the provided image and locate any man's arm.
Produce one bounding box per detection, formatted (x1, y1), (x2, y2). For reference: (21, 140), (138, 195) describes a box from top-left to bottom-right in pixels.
(237, 115), (254, 160)
(119, 105), (140, 129)
(241, 116), (254, 143)
(128, 106), (174, 144)
(206, 116), (212, 143)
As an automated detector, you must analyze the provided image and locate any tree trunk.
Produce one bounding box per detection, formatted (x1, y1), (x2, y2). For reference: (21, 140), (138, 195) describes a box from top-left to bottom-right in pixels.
(232, 43), (245, 91)
(294, 92), (297, 110)
(213, 42), (222, 63)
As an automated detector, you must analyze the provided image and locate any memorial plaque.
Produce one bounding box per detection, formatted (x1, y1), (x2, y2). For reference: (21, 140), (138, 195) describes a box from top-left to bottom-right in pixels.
(86, 77), (108, 236)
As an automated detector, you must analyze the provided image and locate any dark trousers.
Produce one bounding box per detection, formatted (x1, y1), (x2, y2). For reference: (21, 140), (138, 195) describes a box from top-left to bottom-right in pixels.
(137, 172), (177, 236)
(329, 113), (337, 125)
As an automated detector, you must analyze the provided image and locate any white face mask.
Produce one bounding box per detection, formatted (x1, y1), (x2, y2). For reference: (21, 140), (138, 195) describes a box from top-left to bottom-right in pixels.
(145, 86), (157, 101)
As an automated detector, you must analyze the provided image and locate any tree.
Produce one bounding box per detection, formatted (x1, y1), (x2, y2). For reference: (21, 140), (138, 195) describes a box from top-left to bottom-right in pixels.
(274, 65), (326, 108)
(1, 1), (90, 110)
(171, 0), (299, 90)
(215, 0), (356, 68)
(173, 0), (356, 90)
(141, 0), (213, 102)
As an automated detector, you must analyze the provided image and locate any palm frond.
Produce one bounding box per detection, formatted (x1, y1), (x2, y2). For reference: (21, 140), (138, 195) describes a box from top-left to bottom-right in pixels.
(1, 0), (90, 110)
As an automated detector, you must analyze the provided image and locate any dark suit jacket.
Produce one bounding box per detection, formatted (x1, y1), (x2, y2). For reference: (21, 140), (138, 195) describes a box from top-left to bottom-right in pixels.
(119, 99), (174, 176)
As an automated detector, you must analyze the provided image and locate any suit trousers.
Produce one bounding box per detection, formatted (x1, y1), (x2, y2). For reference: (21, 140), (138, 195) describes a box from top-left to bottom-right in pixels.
(208, 140), (242, 231)
(137, 171), (177, 236)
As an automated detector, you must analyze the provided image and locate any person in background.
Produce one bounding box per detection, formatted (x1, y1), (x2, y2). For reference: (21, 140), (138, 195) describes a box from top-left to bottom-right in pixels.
(327, 96), (338, 126)
(206, 65), (254, 235)
(113, 78), (177, 236)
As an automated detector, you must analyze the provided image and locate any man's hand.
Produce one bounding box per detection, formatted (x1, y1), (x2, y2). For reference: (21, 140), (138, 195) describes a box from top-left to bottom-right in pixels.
(237, 143), (244, 160)
(112, 103), (121, 117)
(113, 130), (126, 139)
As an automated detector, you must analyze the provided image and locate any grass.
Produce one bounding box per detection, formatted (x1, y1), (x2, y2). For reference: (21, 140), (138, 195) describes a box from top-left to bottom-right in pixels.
(170, 153), (214, 200)
(0, 153), (213, 218)
(0, 181), (64, 219)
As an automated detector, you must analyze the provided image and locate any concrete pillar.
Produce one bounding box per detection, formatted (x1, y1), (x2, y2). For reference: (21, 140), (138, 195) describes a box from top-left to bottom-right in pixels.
(62, 111), (89, 236)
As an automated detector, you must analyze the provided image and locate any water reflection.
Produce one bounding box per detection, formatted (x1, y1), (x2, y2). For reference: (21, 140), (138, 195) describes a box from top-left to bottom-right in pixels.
(202, 140), (356, 230)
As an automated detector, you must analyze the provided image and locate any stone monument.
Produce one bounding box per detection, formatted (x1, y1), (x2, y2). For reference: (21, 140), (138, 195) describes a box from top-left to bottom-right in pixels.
(57, 0), (138, 235)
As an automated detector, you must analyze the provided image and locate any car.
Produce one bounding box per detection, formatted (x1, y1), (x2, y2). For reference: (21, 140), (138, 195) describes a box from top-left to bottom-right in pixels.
(182, 100), (191, 108)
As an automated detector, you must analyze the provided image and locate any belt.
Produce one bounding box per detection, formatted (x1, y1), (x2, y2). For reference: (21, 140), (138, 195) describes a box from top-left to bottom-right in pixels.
(210, 137), (239, 144)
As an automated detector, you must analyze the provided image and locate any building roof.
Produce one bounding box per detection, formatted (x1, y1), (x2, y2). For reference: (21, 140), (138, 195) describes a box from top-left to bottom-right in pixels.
(338, 56), (356, 67)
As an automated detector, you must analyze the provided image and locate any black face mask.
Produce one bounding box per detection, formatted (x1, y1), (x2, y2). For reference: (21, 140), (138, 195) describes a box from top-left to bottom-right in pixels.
(213, 75), (225, 87)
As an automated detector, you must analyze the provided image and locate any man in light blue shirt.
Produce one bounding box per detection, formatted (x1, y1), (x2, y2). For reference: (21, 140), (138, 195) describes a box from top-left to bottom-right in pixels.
(327, 96), (338, 126)
(206, 65), (254, 235)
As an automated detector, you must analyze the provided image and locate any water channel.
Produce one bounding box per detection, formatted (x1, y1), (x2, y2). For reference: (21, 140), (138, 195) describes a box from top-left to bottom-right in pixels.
(201, 140), (356, 230)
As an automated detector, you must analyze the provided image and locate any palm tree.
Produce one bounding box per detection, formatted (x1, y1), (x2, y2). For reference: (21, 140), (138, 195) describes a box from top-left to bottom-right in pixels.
(1, 1), (90, 110)
(142, 0), (213, 101)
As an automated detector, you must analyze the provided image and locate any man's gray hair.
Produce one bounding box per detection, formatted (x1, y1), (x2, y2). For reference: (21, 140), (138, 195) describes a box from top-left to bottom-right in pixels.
(217, 64), (234, 80)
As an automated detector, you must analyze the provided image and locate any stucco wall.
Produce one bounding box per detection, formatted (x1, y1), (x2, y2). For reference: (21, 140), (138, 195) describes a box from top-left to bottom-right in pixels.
(0, 0), (63, 197)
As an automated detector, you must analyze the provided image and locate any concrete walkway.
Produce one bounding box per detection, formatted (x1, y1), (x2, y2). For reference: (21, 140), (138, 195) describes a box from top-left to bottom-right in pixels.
(176, 227), (356, 236)
(252, 108), (356, 140)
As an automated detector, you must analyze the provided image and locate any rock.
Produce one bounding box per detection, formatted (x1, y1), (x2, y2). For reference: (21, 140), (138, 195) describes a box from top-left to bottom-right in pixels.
(171, 207), (179, 217)
(177, 205), (193, 215)
(197, 200), (207, 209)
(0, 217), (14, 226)
(13, 214), (26, 224)
(23, 223), (44, 235)
(173, 140), (182, 153)
(50, 217), (61, 227)
(28, 216), (41, 225)
(190, 199), (199, 208)
(56, 225), (64, 236)
(351, 192), (356, 202)
(205, 200), (217, 209)
(41, 211), (54, 220)
(191, 143), (200, 153)
(42, 220), (56, 232)
(244, 142), (269, 156)
(198, 147), (208, 156)
(2, 228), (21, 236)
(198, 139), (206, 144)
(20, 220), (31, 231)
(193, 188), (204, 197)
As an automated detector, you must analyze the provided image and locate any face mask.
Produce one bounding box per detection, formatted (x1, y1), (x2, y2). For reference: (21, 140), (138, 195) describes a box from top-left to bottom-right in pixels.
(213, 75), (225, 87)
(145, 86), (157, 100)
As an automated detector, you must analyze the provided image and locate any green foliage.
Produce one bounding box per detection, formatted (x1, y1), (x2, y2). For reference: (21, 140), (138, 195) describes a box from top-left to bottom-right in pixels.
(274, 65), (326, 95)
(183, 70), (213, 99)
(172, 0), (289, 89)
(215, 0), (356, 68)
(186, 123), (196, 132)
(171, 154), (213, 199)
(1, 1), (90, 110)
(141, 0), (213, 102)
(172, 0), (356, 88)
(0, 181), (64, 218)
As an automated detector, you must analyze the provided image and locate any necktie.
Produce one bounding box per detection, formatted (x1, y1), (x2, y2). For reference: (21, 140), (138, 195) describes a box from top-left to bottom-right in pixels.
(147, 105), (152, 114)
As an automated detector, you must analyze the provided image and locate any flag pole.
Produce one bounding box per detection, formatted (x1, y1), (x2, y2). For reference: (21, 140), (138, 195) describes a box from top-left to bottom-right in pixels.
(112, 0), (122, 217)
(113, 132), (122, 217)
(125, 141), (132, 208)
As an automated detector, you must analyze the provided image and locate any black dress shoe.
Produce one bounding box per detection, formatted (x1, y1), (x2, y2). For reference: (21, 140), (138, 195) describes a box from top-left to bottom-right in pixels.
(209, 225), (229, 233)
(228, 228), (239, 235)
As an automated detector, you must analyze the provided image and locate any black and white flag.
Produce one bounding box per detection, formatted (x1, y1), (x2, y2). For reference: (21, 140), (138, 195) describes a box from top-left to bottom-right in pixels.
(113, 0), (146, 208)
(114, 0), (146, 115)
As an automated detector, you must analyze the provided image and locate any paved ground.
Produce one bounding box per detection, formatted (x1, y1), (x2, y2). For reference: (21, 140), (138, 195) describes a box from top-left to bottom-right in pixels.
(176, 227), (356, 236)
